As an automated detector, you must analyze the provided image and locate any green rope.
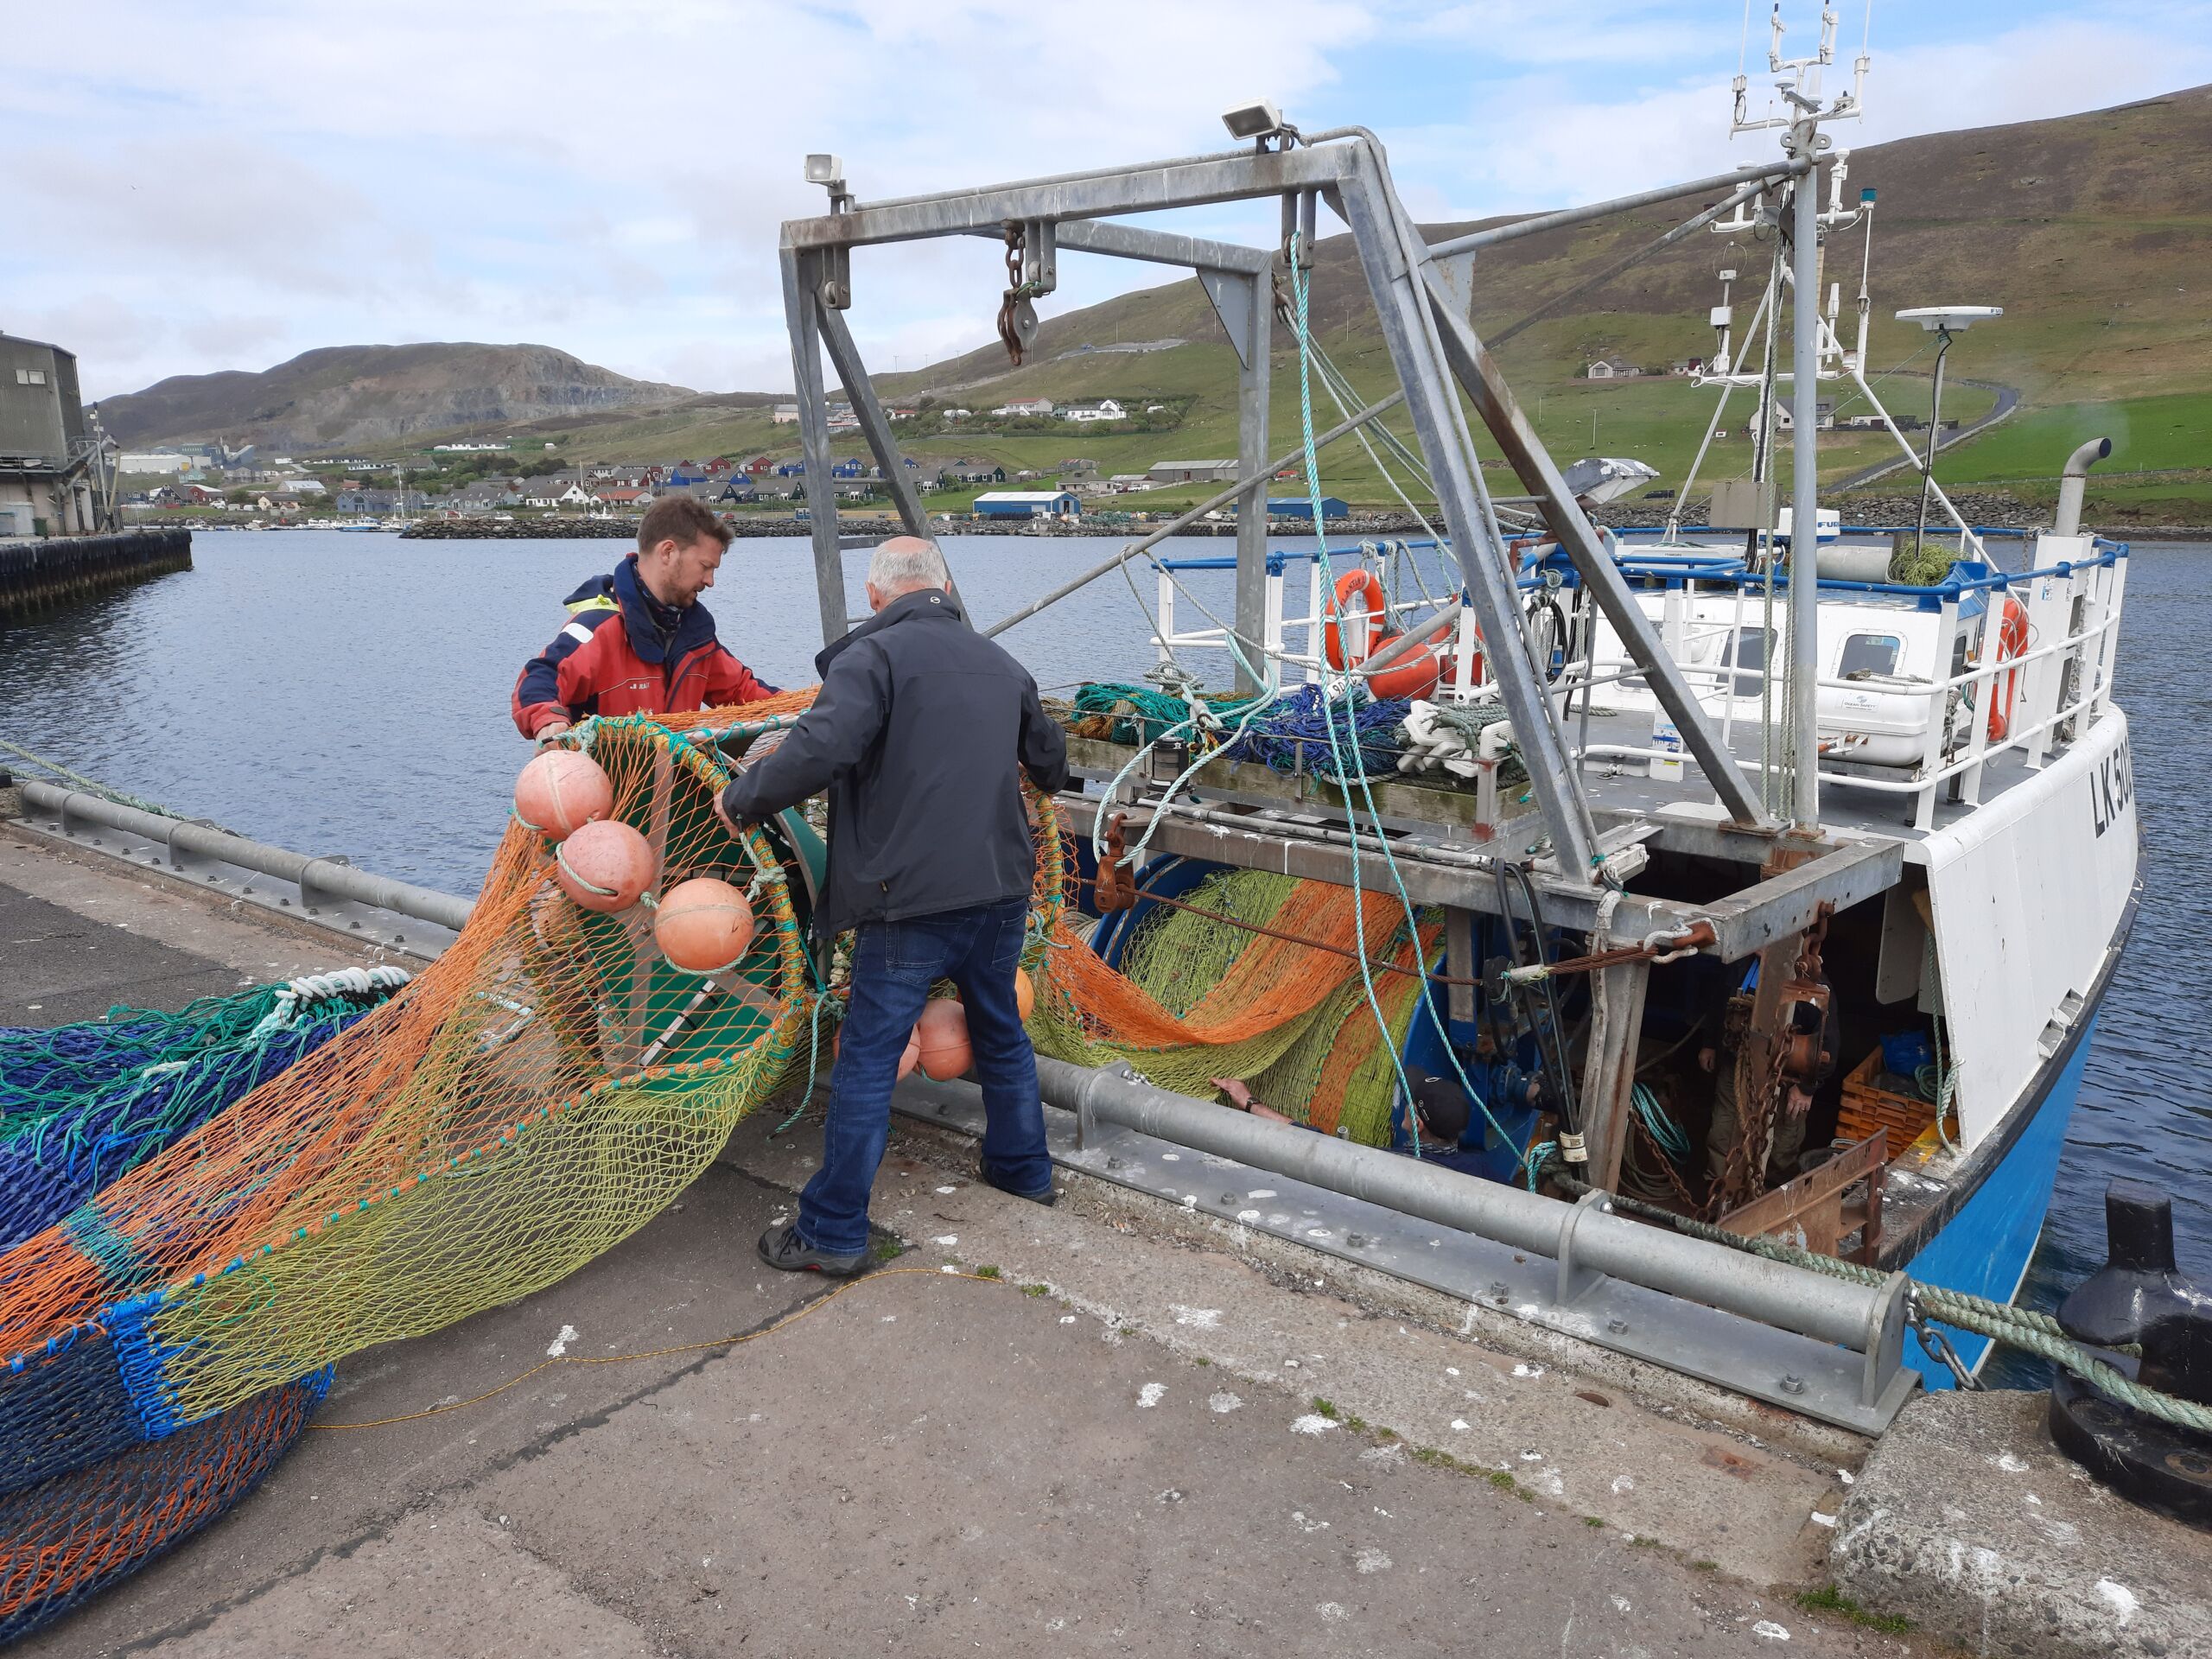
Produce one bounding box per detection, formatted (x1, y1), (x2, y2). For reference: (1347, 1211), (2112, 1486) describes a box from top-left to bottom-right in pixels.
(1554, 1171), (2212, 1437)
(0, 739), (191, 821)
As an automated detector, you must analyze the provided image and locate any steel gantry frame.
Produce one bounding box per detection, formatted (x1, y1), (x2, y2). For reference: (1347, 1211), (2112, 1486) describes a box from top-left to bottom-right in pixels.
(778, 130), (1777, 889)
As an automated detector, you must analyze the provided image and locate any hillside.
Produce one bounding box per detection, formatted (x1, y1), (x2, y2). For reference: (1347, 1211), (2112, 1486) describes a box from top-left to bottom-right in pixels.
(100, 344), (696, 452)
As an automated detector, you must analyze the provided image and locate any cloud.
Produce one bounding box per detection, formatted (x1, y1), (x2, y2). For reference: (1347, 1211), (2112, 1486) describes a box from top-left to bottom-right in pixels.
(5, 0), (2203, 398)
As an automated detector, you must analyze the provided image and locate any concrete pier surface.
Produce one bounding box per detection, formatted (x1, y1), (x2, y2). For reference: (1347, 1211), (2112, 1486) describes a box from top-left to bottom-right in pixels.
(3, 822), (2204, 1656)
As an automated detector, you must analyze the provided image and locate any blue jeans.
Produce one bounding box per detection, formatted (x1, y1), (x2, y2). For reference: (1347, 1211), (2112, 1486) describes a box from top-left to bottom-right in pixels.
(798, 896), (1052, 1255)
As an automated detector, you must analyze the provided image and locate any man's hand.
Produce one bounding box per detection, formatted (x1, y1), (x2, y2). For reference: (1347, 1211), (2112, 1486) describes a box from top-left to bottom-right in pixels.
(710, 785), (747, 839)
(534, 720), (572, 747)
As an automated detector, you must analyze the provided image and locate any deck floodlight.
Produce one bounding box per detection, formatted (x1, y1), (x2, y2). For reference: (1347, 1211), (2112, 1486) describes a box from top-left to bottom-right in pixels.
(1221, 99), (1288, 142)
(804, 153), (846, 189)
(1896, 305), (2001, 333)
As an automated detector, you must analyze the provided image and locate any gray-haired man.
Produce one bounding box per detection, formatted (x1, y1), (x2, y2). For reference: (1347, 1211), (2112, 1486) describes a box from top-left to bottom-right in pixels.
(715, 537), (1070, 1274)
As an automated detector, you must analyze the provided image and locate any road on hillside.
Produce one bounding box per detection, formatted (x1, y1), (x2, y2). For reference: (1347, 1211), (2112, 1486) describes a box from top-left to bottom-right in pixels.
(1833, 375), (2021, 493)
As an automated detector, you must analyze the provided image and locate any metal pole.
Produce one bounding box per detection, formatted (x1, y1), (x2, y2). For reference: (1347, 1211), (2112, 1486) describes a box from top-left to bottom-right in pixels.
(1233, 270), (1273, 695)
(781, 248), (849, 648)
(1427, 159), (1808, 257)
(1490, 177), (1771, 352)
(1029, 1053), (1885, 1350)
(1788, 153), (1823, 828)
(1913, 330), (1952, 558)
(1332, 149), (1600, 880)
(981, 394), (1402, 640)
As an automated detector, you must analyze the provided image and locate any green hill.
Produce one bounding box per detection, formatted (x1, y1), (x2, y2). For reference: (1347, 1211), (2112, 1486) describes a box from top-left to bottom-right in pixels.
(276, 86), (2212, 521)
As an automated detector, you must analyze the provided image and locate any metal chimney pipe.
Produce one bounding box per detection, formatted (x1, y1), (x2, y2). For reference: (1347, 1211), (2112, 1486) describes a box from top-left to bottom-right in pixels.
(2053, 436), (2112, 538)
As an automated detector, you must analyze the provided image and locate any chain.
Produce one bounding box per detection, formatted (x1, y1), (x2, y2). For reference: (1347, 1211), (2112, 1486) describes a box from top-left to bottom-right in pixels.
(997, 225), (1045, 366)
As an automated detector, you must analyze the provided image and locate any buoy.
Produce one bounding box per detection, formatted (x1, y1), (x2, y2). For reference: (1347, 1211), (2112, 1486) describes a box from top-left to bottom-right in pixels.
(1014, 969), (1037, 1022)
(554, 819), (657, 912)
(916, 998), (972, 1081)
(514, 749), (613, 839)
(830, 1025), (925, 1080)
(655, 877), (756, 974)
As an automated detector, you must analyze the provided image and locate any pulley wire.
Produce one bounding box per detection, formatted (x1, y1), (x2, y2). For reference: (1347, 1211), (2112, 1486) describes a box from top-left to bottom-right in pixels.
(1287, 232), (1540, 1172)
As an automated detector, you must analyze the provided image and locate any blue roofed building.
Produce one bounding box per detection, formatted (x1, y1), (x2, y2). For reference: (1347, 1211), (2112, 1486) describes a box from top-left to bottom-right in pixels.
(972, 489), (1080, 520)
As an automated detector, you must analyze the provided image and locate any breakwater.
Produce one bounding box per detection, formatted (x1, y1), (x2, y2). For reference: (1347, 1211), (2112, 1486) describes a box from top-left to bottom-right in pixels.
(392, 491), (2194, 543)
(0, 528), (193, 621)
(398, 513), (1409, 542)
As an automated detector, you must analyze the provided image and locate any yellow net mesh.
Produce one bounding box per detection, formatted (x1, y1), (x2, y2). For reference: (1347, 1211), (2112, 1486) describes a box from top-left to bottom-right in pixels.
(0, 696), (1421, 1452)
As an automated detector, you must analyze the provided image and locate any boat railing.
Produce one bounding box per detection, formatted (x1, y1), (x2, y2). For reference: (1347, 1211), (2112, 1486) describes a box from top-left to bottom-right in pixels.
(1557, 537), (2129, 827)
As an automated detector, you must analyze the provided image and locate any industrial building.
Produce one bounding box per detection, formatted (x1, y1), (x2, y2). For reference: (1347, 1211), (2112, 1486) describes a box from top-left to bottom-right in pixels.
(0, 332), (113, 537)
(971, 489), (1080, 520)
(1239, 495), (1348, 520)
(1147, 459), (1240, 483)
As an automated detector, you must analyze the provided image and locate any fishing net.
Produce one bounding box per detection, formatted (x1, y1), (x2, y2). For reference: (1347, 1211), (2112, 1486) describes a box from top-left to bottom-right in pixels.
(1027, 861), (1440, 1146)
(0, 970), (410, 1254)
(0, 702), (833, 1475)
(0, 1370), (328, 1645)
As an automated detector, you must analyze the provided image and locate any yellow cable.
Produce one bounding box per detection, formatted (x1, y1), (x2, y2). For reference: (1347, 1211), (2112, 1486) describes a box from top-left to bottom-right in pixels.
(306, 1266), (1004, 1432)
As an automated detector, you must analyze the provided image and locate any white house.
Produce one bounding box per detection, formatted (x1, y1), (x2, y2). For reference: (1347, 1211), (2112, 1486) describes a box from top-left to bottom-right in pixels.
(1586, 357), (1641, 379)
(989, 397), (1054, 418)
(1060, 398), (1126, 423)
(771, 404), (800, 424)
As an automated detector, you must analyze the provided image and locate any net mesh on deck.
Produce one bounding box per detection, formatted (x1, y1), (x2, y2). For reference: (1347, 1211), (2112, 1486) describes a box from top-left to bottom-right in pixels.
(0, 702), (830, 1472)
(0, 1371), (328, 1644)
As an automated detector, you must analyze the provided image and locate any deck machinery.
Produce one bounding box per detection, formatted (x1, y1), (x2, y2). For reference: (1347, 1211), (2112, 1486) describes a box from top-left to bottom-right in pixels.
(770, 73), (2136, 1432)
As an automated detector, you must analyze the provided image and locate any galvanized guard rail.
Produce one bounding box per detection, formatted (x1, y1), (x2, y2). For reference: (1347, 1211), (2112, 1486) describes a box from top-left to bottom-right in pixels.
(10, 778), (471, 956)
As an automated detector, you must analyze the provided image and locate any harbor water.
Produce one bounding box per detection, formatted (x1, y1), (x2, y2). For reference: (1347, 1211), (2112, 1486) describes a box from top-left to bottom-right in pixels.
(3, 529), (2206, 1332)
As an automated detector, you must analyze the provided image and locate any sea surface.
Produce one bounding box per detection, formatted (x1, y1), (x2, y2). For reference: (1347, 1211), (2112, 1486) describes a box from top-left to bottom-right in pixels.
(3, 529), (2206, 1331)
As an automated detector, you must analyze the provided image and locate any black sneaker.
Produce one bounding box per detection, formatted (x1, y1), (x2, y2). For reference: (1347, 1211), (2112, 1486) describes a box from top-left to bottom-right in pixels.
(977, 1154), (1058, 1208)
(756, 1223), (868, 1276)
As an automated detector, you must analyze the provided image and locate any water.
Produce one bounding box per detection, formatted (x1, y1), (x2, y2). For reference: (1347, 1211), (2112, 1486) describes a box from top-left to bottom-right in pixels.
(3, 531), (2208, 1314)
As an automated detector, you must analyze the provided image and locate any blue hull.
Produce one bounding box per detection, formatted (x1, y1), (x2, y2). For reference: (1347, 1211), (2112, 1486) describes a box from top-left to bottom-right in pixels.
(1899, 1008), (2098, 1389)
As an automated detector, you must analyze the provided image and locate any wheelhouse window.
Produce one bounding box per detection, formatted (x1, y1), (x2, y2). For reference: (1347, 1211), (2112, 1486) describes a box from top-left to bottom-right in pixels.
(1838, 632), (1903, 679)
(1717, 626), (1773, 696)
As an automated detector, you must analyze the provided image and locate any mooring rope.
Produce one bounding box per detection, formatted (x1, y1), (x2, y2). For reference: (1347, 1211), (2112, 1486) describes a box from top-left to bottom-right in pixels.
(1552, 1169), (2212, 1436)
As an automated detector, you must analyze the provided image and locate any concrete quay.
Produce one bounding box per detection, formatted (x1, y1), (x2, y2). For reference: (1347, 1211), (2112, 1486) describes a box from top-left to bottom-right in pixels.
(3, 823), (2207, 1656)
(0, 526), (190, 620)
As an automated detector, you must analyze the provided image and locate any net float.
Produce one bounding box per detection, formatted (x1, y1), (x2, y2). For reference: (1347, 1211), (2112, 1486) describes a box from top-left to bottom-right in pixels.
(553, 819), (657, 912)
(514, 748), (613, 840)
(655, 877), (756, 975)
(916, 996), (972, 1081)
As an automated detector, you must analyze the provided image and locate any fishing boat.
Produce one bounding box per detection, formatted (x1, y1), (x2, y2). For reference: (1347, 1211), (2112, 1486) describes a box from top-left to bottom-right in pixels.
(769, 12), (2136, 1414)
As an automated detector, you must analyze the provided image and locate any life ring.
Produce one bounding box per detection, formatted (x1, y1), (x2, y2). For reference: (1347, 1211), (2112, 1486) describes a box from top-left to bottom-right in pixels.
(1986, 594), (2029, 741)
(1323, 569), (1445, 700)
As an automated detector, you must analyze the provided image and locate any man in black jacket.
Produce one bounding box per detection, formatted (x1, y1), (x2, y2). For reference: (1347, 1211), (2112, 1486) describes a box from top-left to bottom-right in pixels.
(717, 537), (1070, 1274)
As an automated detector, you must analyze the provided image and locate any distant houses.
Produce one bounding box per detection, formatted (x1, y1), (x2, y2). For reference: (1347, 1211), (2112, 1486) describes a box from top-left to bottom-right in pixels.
(988, 397), (1054, 418)
(1586, 357), (1642, 379)
(1059, 398), (1125, 423)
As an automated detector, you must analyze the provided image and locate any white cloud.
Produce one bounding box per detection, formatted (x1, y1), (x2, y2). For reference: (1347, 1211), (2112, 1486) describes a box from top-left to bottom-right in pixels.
(5, 1), (2202, 399)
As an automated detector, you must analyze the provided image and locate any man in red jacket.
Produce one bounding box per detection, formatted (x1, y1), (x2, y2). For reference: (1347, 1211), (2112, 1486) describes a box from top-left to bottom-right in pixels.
(512, 496), (779, 741)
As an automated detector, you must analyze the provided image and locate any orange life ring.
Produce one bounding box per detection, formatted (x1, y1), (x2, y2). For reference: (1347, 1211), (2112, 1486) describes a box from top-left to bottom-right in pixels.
(1323, 569), (1387, 671)
(1323, 569), (1443, 701)
(1986, 594), (2029, 741)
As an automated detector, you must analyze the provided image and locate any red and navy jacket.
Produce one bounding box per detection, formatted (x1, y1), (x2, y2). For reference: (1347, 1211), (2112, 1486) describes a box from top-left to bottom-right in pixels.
(512, 554), (778, 738)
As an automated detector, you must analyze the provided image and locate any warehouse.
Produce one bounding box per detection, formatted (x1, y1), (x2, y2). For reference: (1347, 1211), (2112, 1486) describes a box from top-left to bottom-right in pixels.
(971, 489), (1080, 520)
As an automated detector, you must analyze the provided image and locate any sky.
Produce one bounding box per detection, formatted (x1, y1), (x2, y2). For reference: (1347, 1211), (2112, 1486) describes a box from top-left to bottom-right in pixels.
(9, 0), (2209, 401)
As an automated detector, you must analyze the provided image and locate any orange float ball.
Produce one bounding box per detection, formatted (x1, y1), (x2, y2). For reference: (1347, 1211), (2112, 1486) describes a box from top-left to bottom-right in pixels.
(554, 819), (658, 912)
(654, 877), (756, 975)
(916, 997), (972, 1081)
(514, 749), (613, 839)
(1014, 970), (1037, 1022)
(830, 1025), (925, 1081)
